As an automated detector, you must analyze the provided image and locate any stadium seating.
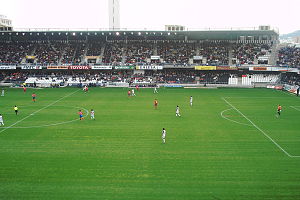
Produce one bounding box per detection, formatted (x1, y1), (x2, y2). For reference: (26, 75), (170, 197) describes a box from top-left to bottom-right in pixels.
(241, 74), (279, 85)
(232, 43), (272, 65)
(125, 41), (154, 64)
(280, 72), (300, 85)
(0, 42), (35, 64)
(277, 45), (300, 67)
(0, 40), (276, 66)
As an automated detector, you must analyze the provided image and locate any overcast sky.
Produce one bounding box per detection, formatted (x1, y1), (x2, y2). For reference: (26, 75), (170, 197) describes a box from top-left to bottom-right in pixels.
(0, 0), (299, 34)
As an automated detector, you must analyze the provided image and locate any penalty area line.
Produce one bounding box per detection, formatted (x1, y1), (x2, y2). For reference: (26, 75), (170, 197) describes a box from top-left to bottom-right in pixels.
(220, 108), (252, 127)
(290, 106), (300, 112)
(222, 97), (300, 158)
(0, 89), (80, 134)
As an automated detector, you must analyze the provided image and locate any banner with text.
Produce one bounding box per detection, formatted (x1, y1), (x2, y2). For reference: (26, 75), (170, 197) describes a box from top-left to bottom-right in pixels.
(136, 66), (163, 70)
(216, 66), (238, 70)
(68, 66), (90, 70)
(193, 56), (203, 60)
(26, 55), (36, 59)
(249, 66), (270, 71)
(21, 65), (43, 70)
(0, 65), (16, 69)
(114, 66), (135, 70)
(195, 66), (216, 70)
(91, 66), (113, 70)
(150, 56), (160, 60)
(47, 66), (68, 69)
(86, 56), (100, 59)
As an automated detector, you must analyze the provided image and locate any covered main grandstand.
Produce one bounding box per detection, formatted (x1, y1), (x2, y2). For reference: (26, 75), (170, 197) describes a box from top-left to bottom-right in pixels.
(0, 28), (299, 91)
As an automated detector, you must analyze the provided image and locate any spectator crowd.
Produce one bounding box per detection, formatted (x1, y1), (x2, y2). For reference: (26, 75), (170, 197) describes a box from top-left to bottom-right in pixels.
(277, 45), (300, 67)
(0, 40), (281, 67)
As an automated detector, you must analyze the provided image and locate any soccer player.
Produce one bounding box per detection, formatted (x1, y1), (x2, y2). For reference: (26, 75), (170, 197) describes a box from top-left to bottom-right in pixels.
(85, 86), (88, 93)
(131, 89), (136, 96)
(1, 88), (4, 96)
(136, 85), (139, 91)
(190, 96), (193, 106)
(14, 105), (18, 115)
(0, 114), (4, 126)
(128, 90), (131, 97)
(78, 110), (84, 120)
(32, 93), (36, 102)
(162, 128), (166, 144)
(90, 109), (95, 120)
(277, 105), (282, 116)
(23, 86), (27, 93)
(154, 87), (158, 94)
(176, 105), (181, 117)
(154, 99), (158, 109)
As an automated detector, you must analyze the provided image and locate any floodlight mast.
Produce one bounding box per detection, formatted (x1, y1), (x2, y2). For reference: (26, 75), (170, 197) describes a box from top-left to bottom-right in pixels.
(108, 0), (120, 30)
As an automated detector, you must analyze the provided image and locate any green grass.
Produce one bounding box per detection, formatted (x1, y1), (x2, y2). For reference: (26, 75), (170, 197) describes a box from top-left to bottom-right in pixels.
(0, 87), (300, 200)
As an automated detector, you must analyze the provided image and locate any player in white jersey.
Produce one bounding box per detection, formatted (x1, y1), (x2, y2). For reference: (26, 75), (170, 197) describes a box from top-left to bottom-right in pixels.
(90, 109), (95, 120)
(0, 114), (4, 126)
(190, 96), (193, 106)
(131, 89), (136, 96)
(162, 128), (166, 144)
(1, 88), (4, 96)
(176, 105), (181, 117)
(154, 87), (158, 93)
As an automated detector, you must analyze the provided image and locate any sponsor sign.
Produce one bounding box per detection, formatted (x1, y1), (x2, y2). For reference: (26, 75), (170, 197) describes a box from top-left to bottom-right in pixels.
(267, 85), (283, 90)
(0, 65), (16, 69)
(136, 66), (163, 70)
(47, 66), (68, 69)
(21, 65), (43, 70)
(195, 66), (216, 70)
(150, 56), (160, 60)
(216, 66), (238, 70)
(254, 67), (267, 71)
(284, 84), (298, 94)
(86, 56), (100, 59)
(270, 67), (299, 73)
(275, 86), (283, 90)
(91, 66), (113, 70)
(26, 55), (36, 59)
(193, 56), (202, 60)
(114, 66), (135, 70)
(249, 66), (269, 71)
(164, 85), (183, 87)
(68, 66), (90, 70)
(258, 56), (269, 61)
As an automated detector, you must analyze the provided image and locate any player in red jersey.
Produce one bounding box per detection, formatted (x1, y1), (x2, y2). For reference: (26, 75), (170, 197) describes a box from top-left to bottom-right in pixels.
(154, 99), (158, 109)
(23, 86), (27, 93)
(128, 90), (131, 97)
(32, 93), (36, 102)
(277, 105), (282, 116)
(78, 110), (84, 120)
(136, 85), (139, 91)
(83, 85), (88, 93)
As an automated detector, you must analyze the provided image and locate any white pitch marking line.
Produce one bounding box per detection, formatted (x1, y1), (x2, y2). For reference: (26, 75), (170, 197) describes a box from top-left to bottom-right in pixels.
(0, 106), (89, 129)
(223, 97), (290, 99)
(220, 108), (252, 127)
(290, 106), (300, 112)
(275, 89), (299, 98)
(222, 97), (300, 158)
(0, 89), (80, 134)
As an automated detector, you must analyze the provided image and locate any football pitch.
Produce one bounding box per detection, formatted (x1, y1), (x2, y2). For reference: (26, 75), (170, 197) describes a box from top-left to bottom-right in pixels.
(0, 87), (300, 200)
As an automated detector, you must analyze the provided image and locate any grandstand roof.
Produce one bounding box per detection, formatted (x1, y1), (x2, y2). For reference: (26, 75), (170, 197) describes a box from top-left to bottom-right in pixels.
(0, 30), (278, 41)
